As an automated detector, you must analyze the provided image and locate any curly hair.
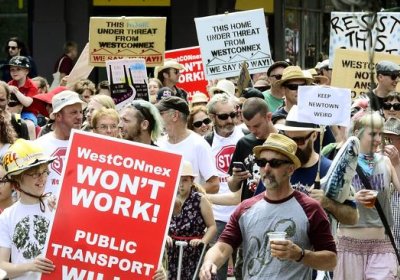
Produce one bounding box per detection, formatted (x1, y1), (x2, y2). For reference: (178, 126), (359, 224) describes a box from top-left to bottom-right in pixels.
(0, 111), (17, 145)
(187, 106), (209, 130)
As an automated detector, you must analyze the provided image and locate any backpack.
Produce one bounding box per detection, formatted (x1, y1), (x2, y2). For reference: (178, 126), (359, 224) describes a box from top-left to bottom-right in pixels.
(11, 113), (30, 140)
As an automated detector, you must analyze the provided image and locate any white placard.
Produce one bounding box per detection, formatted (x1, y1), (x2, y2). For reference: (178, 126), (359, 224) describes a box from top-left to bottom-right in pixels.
(297, 86), (351, 127)
(329, 12), (400, 67)
(194, 8), (272, 80)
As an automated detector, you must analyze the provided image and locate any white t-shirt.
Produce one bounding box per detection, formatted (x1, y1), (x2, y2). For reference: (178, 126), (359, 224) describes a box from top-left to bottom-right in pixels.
(0, 201), (53, 280)
(35, 132), (69, 196)
(158, 130), (218, 184)
(211, 126), (244, 222)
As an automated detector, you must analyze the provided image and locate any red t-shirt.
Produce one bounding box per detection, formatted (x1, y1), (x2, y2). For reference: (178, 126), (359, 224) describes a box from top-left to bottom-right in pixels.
(8, 78), (47, 116)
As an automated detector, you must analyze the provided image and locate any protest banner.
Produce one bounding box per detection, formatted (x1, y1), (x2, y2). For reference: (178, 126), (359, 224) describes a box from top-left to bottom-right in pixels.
(329, 12), (400, 67)
(195, 8), (272, 80)
(42, 131), (182, 280)
(297, 85), (351, 127)
(165, 46), (208, 101)
(331, 48), (400, 99)
(106, 58), (149, 109)
(66, 43), (94, 88)
(89, 17), (166, 67)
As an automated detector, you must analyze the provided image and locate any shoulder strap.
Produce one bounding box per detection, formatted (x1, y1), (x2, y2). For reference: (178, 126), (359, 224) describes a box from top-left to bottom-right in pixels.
(204, 131), (214, 146)
(356, 164), (400, 264)
(56, 56), (66, 72)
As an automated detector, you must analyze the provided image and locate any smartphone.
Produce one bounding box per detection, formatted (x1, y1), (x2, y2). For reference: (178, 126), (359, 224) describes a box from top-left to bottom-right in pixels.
(232, 161), (246, 171)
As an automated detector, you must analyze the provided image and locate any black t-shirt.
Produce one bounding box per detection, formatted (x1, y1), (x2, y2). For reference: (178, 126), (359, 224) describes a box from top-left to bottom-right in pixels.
(228, 133), (265, 201)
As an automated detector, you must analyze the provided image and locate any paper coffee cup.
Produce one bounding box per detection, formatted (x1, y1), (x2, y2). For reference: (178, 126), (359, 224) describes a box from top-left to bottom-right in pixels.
(267, 231), (287, 241)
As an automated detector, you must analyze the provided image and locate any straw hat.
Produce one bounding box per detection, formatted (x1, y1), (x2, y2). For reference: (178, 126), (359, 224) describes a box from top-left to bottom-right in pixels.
(180, 160), (198, 177)
(275, 66), (313, 87)
(383, 117), (400, 135)
(191, 92), (208, 106)
(275, 105), (320, 132)
(253, 133), (301, 169)
(154, 59), (185, 78)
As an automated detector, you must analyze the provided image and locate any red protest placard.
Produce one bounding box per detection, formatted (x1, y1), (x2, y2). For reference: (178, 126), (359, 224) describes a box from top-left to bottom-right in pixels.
(42, 131), (182, 280)
(165, 46), (208, 101)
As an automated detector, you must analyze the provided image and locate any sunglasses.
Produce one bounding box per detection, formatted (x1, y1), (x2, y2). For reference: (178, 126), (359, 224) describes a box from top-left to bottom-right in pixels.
(171, 68), (180, 75)
(193, 118), (212, 128)
(286, 131), (314, 146)
(270, 74), (282, 80)
(284, 83), (306, 91)
(8, 46), (17, 50)
(255, 158), (292, 168)
(215, 111), (237, 120)
(380, 72), (400, 80)
(383, 102), (400, 111)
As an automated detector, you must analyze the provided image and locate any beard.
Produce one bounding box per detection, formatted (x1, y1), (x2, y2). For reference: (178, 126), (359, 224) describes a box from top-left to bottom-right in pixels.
(126, 125), (142, 142)
(296, 140), (313, 166)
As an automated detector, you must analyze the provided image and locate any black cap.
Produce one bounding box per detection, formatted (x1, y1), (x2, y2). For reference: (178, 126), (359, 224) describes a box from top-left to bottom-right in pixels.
(267, 61), (289, 77)
(242, 88), (264, 99)
(8, 56), (30, 69)
(156, 96), (190, 116)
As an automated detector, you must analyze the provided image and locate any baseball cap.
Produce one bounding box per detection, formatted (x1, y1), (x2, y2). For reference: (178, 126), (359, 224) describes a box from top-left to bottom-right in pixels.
(8, 56), (30, 69)
(376, 60), (400, 74)
(267, 61), (289, 77)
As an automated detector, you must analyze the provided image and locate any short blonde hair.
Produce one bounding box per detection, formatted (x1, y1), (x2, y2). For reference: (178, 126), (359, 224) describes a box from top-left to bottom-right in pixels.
(91, 108), (119, 129)
(351, 110), (384, 137)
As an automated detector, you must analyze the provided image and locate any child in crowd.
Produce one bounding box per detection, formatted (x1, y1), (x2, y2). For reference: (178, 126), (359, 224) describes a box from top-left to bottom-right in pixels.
(0, 139), (55, 279)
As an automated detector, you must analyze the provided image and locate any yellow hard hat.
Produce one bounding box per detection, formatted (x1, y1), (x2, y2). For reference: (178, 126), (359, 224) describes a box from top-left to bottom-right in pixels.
(2, 139), (55, 177)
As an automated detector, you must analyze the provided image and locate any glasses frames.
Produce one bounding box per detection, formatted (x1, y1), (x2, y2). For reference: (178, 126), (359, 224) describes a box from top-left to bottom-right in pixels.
(380, 72), (400, 80)
(283, 131), (314, 146)
(96, 124), (118, 131)
(255, 158), (292, 168)
(270, 74), (282, 80)
(215, 111), (237, 121)
(8, 46), (17, 50)
(383, 102), (400, 111)
(284, 83), (306, 91)
(24, 170), (50, 179)
(193, 118), (212, 128)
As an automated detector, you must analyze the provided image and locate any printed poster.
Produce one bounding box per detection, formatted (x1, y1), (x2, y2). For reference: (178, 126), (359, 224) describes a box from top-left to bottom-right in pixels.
(195, 8), (272, 80)
(165, 46), (208, 101)
(106, 58), (149, 110)
(89, 17), (166, 67)
(43, 131), (182, 280)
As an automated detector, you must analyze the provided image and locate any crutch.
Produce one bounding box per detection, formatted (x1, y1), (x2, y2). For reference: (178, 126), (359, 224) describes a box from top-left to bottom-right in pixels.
(192, 242), (207, 280)
(175, 240), (188, 280)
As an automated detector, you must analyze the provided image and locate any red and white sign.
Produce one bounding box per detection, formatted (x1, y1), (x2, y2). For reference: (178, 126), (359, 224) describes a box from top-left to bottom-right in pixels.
(43, 131), (182, 280)
(216, 145), (235, 173)
(165, 46), (208, 101)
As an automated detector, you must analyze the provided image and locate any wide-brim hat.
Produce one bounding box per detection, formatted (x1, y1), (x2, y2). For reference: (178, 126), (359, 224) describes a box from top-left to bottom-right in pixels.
(253, 133), (301, 169)
(3, 139), (55, 177)
(275, 66), (313, 87)
(154, 59), (185, 78)
(49, 90), (87, 120)
(209, 79), (236, 96)
(180, 160), (198, 177)
(191, 92), (208, 105)
(383, 117), (400, 135)
(275, 105), (321, 132)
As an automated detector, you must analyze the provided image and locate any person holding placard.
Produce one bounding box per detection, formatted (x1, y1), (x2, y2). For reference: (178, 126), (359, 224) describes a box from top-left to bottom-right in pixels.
(0, 139), (56, 279)
(335, 111), (400, 279)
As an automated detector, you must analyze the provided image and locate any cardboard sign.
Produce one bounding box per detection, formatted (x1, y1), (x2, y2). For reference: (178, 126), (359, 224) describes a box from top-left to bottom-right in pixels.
(195, 9), (272, 80)
(43, 131), (182, 280)
(106, 58), (149, 110)
(298, 85), (351, 127)
(165, 46), (208, 101)
(331, 48), (400, 99)
(66, 43), (95, 88)
(329, 12), (400, 67)
(89, 17), (166, 67)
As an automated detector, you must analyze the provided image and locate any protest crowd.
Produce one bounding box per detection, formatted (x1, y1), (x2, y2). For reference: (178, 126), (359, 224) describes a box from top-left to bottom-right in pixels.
(1, 7), (400, 280)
